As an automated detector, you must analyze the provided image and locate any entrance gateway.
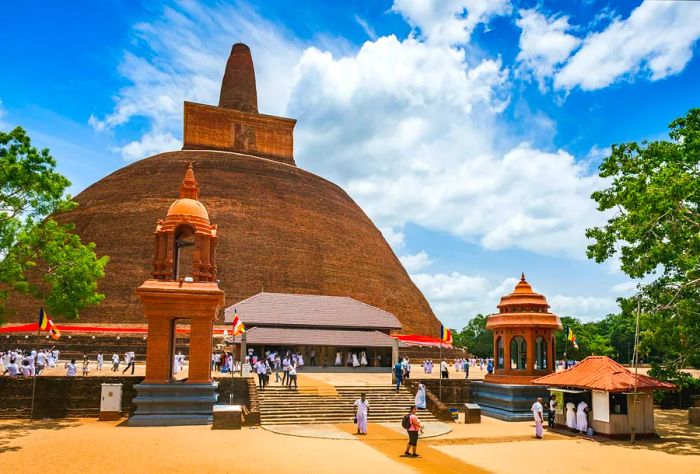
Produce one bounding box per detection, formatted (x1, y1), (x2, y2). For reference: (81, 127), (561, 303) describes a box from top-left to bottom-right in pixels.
(129, 165), (224, 426)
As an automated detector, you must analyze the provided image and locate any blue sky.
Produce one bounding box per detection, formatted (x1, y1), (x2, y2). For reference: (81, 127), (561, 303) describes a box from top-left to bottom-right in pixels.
(2, 0), (700, 328)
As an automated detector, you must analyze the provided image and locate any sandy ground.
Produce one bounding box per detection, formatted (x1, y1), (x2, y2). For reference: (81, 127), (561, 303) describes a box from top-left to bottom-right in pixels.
(1, 410), (697, 473)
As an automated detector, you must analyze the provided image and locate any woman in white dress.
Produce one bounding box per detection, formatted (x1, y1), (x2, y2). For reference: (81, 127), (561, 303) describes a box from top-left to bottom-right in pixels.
(415, 383), (427, 409)
(334, 352), (342, 366)
(576, 400), (589, 434)
(565, 401), (577, 429)
(360, 351), (368, 367)
(352, 353), (360, 368)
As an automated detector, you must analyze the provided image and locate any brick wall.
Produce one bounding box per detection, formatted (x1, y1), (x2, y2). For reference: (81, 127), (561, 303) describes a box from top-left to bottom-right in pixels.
(0, 376), (256, 422)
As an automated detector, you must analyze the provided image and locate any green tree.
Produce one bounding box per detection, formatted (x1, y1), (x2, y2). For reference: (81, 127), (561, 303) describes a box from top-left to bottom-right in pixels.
(453, 314), (492, 357)
(586, 109), (700, 368)
(0, 127), (108, 321)
(555, 316), (614, 360)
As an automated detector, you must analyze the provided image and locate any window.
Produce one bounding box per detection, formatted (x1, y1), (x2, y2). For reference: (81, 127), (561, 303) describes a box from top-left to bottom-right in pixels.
(610, 393), (628, 414)
(535, 336), (547, 370)
(497, 337), (504, 369)
(510, 336), (526, 370)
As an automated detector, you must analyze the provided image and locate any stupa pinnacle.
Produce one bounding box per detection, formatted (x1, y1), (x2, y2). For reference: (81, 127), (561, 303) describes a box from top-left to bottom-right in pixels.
(219, 43), (258, 113)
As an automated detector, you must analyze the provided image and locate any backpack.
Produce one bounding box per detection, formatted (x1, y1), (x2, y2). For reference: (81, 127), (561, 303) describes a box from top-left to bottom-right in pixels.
(401, 413), (412, 430)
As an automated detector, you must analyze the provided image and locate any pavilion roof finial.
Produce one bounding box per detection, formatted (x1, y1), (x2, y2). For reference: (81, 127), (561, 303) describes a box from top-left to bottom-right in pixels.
(218, 43), (258, 113)
(521, 272), (526, 281)
(179, 162), (200, 200)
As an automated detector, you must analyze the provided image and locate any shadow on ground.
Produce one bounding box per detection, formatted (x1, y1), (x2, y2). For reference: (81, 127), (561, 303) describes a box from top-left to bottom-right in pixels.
(0, 419), (81, 453)
(604, 409), (700, 456)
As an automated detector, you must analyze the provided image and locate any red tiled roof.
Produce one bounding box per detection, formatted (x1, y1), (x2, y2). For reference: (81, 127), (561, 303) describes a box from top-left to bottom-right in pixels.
(532, 356), (675, 392)
(232, 326), (398, 347)
(224, 292), (402, 330)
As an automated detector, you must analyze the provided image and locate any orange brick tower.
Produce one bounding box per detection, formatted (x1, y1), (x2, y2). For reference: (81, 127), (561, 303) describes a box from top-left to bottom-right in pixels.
(130, 165), (224, 426)
(473, 274), (562, 421)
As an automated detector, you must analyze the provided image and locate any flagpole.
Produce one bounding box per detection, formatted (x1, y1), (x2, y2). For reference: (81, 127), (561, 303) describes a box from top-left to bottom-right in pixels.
(30, 321), (41, 420)
(439, 339), (442, 402)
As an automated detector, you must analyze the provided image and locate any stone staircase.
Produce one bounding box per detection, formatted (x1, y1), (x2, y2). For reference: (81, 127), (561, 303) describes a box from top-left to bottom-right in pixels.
(258, 384), (438, 425)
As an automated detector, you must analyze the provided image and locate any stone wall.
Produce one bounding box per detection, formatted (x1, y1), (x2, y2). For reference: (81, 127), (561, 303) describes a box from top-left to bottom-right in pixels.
(0, 376), (143, 419)
(404, 379), (473, 422)
(0, 376), (257, 423)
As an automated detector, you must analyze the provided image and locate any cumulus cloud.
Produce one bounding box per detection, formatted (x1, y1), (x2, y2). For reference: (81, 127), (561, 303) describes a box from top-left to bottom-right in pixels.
(409, 270), (614, 327)
(120, 130), (181, 162)
(555, 1), (700, 91)
(392, 0), (511, 45)
(399, 251), (434, 273)
(548, 294), (619, 321)
(380, 226), (406, 250)
(515, 9), (580, 89)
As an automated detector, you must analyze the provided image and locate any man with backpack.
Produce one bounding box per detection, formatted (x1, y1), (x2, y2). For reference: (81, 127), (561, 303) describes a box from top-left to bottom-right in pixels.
(402, 405), (423, 457)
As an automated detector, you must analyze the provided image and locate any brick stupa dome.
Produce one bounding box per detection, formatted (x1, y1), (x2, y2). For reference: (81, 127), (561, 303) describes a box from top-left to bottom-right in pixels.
(6, 43), (440, 335)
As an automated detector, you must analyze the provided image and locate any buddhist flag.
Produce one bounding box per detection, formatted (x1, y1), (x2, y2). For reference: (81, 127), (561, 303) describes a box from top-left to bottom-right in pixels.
(566, 326), (578, 350)
(232, 309), (245, 336)
(440, 324), (453, 344)
(38, 307), (50, 331)
(48, 319), (61, 340)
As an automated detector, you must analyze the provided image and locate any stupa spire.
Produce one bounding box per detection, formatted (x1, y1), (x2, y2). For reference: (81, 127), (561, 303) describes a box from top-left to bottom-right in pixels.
(218, 43), (258, 113)
(179, 163), (200, 200)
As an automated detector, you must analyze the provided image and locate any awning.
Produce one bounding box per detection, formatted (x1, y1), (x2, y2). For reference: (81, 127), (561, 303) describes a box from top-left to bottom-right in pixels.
(392, 334), (452, 348)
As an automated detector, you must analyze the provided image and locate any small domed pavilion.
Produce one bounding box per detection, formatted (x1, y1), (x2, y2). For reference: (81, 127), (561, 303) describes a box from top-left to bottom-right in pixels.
(485, 273), (562, 385)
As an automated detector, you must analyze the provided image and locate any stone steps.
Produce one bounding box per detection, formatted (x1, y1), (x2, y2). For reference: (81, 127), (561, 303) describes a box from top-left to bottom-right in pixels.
(258, 384), (436, 425)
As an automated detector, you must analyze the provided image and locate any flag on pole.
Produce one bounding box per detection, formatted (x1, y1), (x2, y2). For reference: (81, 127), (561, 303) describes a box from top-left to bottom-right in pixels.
(38, 307), (50, 331)
(48, 320), (61, 340)
(566, 326), (578, 350)
(440, 324), (453, 344)
(232, 309), (245, 336)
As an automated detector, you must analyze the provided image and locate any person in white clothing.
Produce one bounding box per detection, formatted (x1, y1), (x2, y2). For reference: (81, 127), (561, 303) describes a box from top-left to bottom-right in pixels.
(576, 400), (589, 434)
(354, 393), (370, 435)
(352, 353), (360, 368)
(532, 397), (544, 439)
(96, 353), (104, 371)
(360, 351), (368, 367)
(565, 401), (577, 430)
(334, 352), (342, 366)
(111, 353), (120, 372)
(65, 359), (77, 377)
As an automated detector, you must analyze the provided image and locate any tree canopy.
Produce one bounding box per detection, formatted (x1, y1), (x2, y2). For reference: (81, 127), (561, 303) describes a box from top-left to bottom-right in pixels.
(586, 108), (700, 368)
(0, 127), (108, 321)
(452, 314), (491, 357)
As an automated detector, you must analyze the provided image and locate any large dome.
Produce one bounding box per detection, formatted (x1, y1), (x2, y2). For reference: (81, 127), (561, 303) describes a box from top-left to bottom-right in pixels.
(5, 43), (441, 335)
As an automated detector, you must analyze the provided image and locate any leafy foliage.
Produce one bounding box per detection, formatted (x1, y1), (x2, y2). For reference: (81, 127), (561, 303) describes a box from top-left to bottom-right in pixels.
(452, 314), (491, 358)
(586, 109), (700, 368)
(0, 127), (108, 321)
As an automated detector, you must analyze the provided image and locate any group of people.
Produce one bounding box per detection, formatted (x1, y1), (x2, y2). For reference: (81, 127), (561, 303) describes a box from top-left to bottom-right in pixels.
(1, 348), (60, 376)
(334, 350), (368, 368)
(211, 350), (239, 373)
(531, 395), (590, 439)
(251, 350), (301, 390)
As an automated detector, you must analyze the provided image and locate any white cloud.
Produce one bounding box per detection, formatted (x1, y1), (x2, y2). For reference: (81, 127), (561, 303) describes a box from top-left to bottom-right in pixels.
(120, 130), (181, 162)
(0, 99), (7, 129)
(391, 0), (511, 45)
(411, 271), (491, 327)
(354, 15), (377, 41)
(399, 251), (434, 273)
(515, 9), (580, 89)
(555, 1), (700, 91)
(380, 226), (406, 250)
(611, 281), (638, 295)
(548, 294), (619, 321)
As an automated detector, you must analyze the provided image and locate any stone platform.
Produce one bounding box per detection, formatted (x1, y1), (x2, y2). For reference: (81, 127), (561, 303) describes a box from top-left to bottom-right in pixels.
(129, 382), (219, 426)
(471, 381), (548, 422)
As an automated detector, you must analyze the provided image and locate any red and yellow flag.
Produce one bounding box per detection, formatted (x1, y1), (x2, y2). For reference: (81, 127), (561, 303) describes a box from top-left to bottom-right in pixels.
(232, 309), (245, 336)
(48, 320), (61, 340)
(440, 324), (453, 344)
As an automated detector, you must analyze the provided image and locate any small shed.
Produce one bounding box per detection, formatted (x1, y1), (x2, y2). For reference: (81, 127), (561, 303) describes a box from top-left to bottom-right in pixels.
(533, 356), (675, 437)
